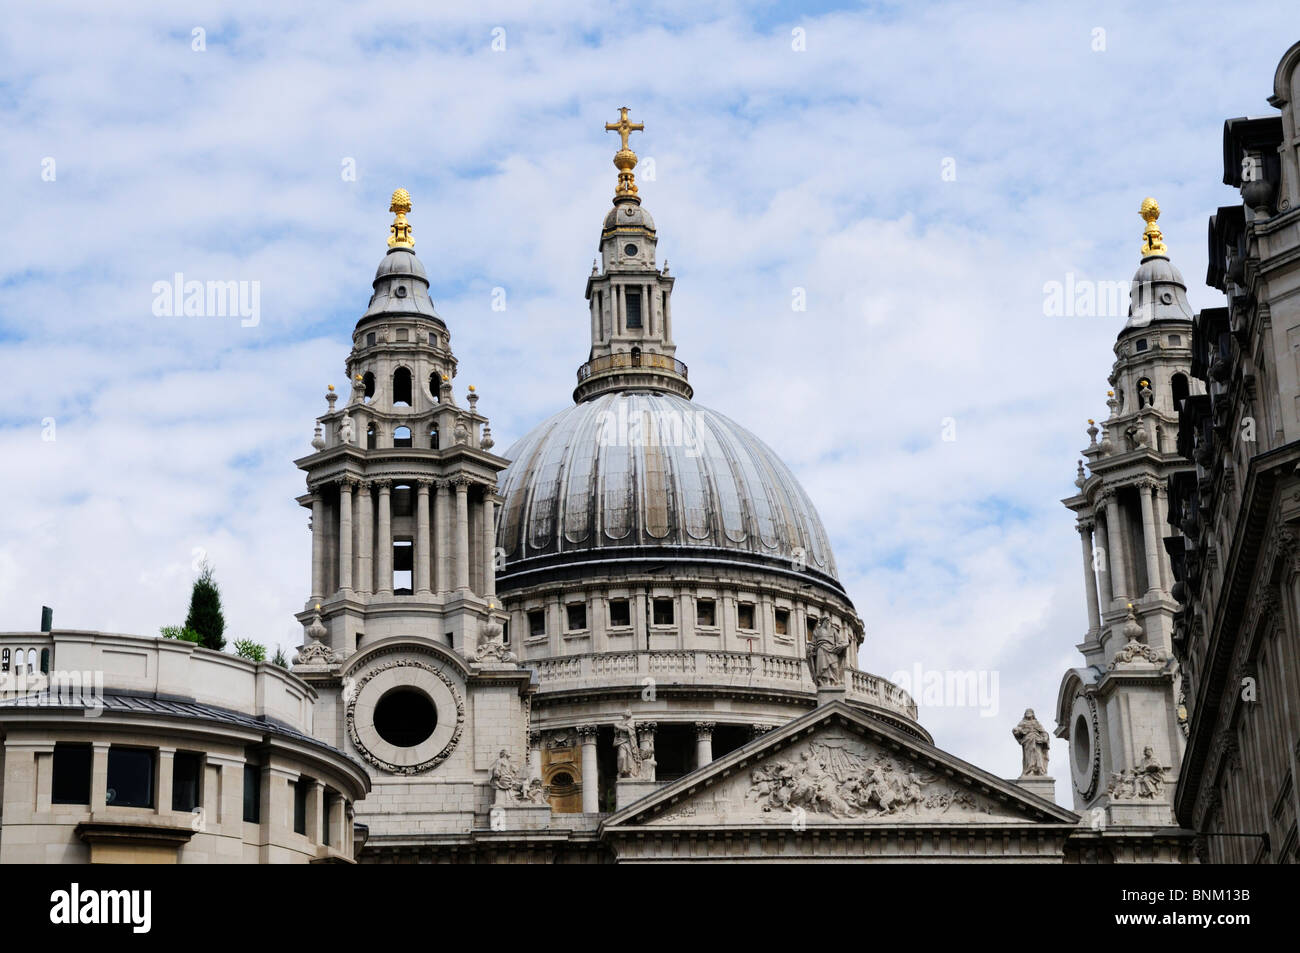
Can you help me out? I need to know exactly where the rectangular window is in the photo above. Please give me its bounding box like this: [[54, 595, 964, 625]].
[[392, 539, 413, 594], [696, 599, 716, 627], [172, 751, 203, 813], [774, 608, 790, 636], [52, 743, 92, 805], [609, 599, 631, 628], [738, 602, 756, 631], [625, 290, 642, 329], [243, 764, 261, 823], [323, 793, 334, 846], [293, 778, 309, 835], [501, 620, 510, 646], [528, 609, 546, 637], [566, 603, 587, 631], [806, 617, 818, 644], [366, 332, 376, 347], [396, 328, 409, 342], [652, 598, 674, 626], [106, 747, 155, 808]]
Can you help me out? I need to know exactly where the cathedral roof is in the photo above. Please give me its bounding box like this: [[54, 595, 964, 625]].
[[496, 390, 843, 590]]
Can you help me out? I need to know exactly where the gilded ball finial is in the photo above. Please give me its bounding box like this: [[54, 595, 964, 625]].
[[1139, 196, 1167, 257], [388, 188, 414, 248], [328, 384, 335, 392], [604, 106, 645, 198]]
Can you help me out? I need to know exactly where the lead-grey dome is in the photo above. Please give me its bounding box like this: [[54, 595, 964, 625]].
[[496, 391, 841, 589]]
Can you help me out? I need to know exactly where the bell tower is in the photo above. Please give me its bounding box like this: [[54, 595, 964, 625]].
[[293, 189, 510, 661], [575, 107, 691, 403], [1056, 199, 1202, 829]]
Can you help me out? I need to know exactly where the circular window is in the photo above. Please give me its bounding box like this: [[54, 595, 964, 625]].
[[395, 285, 408, 298], [624, 243, 638, 256], [1072, 713, 1090, 774], [374, 688, 437, 747]]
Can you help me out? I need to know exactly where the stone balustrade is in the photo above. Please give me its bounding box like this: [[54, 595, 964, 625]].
[[531, 650, 917, 722]]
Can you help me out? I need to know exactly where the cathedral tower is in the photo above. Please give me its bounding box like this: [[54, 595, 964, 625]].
[[1056, 200, 1201, 831]]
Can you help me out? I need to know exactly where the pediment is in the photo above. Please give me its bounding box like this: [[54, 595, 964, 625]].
[[605, 702, 1077, 829]]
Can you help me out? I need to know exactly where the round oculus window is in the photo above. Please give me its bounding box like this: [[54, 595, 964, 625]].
[[395, 285, 408, 298], [624, 243, 638, 256], [373, 687, 437, 748]]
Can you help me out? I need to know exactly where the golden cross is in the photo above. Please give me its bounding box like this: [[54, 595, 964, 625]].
[[605, 107, 644, 152]]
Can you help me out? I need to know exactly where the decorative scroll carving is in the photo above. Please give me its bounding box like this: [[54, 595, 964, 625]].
[[345, 659, 464, 776], [1109, 605, 1165, 669], [474, 615, 517, 664], [294, 607, 339, 666]]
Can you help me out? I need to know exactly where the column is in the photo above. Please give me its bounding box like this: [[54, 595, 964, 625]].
[[356, 481, 373, 596], [1103, 491, 1127, 605], [695, 722, 714, 768], [376, 481, 392, 595], [528, 731, 543, 781], [156, 747, 175, 816], [91, 742, 110, 811], [1154, 484, 1171, 590], [579, 725, 599, 814], [482, 494, 497, 599], [434, 480, 451, 593], [416, 480, 432, 595], [338, 480, 354, 594], [454, 478, 471, 591], [638, 722, 657, 781], [1078, 521, 1102, 634], [1138, 479, 1163, 595], [305, 778, 323, 845], [1094, 515, 1114, 606], [310, 494, 325, 601], [663, 286, 672, 342]]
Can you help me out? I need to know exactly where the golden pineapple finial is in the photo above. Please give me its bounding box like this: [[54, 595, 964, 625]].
[[388, 188, 414, 248], [1139, 197, 1167, 258], [604, 107, 645, 198]]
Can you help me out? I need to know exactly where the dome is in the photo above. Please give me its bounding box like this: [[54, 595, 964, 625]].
[[1124, 254, 1194, 330], [602, 203, 655, 232], [496, 391, 842, 590], [361, 247, 439, 322]]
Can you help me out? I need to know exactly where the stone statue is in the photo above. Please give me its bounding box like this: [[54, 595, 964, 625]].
[[339, 417, 355, 446], [1012, 709, 1050, 777], [807, 617, 849, 687], [490, 749, 520, 792], [637, 736, 656, 781], [615, 709, 642, 779], [490, 749, 546, 804], [1107, 746, 1166, 800]]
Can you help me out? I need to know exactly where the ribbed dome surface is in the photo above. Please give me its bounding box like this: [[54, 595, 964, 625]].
[[496, 391, 840, 584]]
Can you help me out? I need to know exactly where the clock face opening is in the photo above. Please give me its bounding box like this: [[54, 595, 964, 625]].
[[624, 243, 638, 256]]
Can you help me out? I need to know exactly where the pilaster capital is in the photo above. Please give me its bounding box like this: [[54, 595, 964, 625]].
[[416, 478, 434, 490], [434, 478, 453, 492], [375, 479, 393, 494], [576, 724, 599, 741], [452, 475, 473, 491], [1077, 519, 1096, 535], [338, 476, 357, 493], [528, 730, 542, 748], [694, 722, 715, 735], [1096, 487, 1117, 504], [638, 721, 657, 734]]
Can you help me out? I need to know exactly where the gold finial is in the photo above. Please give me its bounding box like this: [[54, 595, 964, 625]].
[[314, 603, 321, 611], [468, 384, 476, 392], [604, 107, 645, 198], [1139, 197, 1167, 258], [328, 384, 334, 392], [388, 188, 414, 248]]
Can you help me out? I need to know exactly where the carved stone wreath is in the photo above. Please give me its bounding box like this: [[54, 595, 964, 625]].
[[346, 658, 464, 775]]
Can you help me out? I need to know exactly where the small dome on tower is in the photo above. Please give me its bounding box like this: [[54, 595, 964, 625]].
[[1125, 198, 1193, 329]]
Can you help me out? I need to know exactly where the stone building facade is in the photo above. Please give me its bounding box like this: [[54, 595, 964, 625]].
[[1165, 41, 1300, 864]]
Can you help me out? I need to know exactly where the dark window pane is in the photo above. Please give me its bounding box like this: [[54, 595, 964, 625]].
[[243, 765, 261, 823], [653, 598, 674, 625], [566, 603, 587, 631], [106, 748, 155, 808], [172, 751, 202, 812], [52, 743, 92, 805], [609, 600, 630, 627], [293, 779, 309, 835], [626, 291, 642, 329]]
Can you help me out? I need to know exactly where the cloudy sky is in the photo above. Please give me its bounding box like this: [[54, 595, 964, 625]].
[[1, 1, 1289, 792]]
